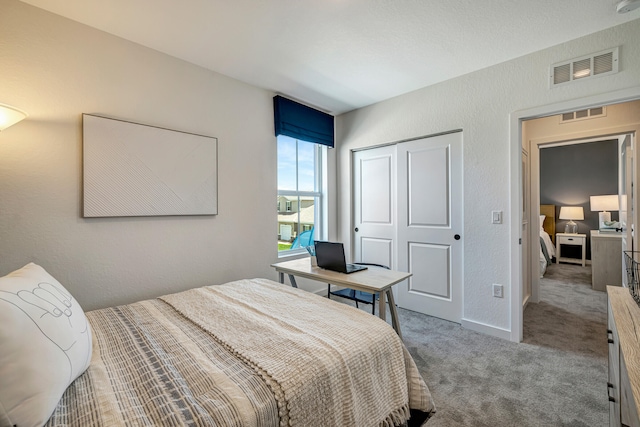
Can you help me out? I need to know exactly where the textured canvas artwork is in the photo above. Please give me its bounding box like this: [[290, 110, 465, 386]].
[[83, 114, 217, 217]]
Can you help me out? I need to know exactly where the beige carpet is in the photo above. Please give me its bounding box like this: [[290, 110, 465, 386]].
[[334, 262, 608, 426]]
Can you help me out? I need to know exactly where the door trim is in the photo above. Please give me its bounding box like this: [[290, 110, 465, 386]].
[[510, 86, 640, 342], [350, 129, 463, 153]]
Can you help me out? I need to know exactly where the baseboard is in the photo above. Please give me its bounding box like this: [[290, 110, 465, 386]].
[[461, 318, 511, 341]]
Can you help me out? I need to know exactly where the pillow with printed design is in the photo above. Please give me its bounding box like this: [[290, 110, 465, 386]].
[[0, 263, 92, 427]]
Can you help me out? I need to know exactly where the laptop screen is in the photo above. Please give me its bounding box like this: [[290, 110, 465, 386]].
[[314, 241, 347, 273]]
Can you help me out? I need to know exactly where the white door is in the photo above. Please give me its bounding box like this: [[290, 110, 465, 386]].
[[396, 132, 463, 323], [620, 134, 633, 251], [353, 133, 463, 323], [353, 145, 397, 269], [620, 134, 633, 285]]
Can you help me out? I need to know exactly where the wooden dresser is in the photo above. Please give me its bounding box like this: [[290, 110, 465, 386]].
[[593, 231, 623, 291], [608, 286, 640, 426]]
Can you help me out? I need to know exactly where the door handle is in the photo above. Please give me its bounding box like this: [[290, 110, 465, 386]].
[[355, 227, 359, 232], [454, 234, 461, 240]]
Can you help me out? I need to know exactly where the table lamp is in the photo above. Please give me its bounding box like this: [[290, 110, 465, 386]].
[[559, 206, 584, 234], [590, 194, 620, 230]]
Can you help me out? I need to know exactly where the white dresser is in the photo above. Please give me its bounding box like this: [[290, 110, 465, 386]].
[[591, 230, 623, 292]]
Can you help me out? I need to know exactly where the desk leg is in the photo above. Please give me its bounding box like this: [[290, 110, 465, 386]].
[[278, 272, 284, 284], [386, 289, 402, 339], [581, 243, 586, 267], [378, 292, 386, 322], [288, 274, 298, 288]]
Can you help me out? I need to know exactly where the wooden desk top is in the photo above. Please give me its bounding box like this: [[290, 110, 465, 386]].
[[271, 257, 411, 293]]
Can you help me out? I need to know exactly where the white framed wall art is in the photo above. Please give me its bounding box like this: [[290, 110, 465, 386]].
[[83, 114, 218, 217]]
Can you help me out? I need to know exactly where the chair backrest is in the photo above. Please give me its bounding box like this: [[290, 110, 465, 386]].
[[291, 227, 314, 249]]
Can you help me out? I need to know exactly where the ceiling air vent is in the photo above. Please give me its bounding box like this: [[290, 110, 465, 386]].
[[550, 47, 618, 87], [560, 106, 607, 123]]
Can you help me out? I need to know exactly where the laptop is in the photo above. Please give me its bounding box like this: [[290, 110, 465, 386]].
[[314, 241, 368, 274]]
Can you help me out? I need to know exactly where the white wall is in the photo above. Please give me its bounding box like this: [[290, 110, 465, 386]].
[[0, 0, 297, 310], [337, 18, 640, 337]]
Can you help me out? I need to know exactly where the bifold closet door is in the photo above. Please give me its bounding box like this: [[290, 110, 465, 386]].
[[396, 132, 463, 323], [353, 132, 463, 323], [353, 145, 396, 270]]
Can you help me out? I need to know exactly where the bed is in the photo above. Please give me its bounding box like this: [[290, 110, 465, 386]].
[[0, 263, 435, 427], [539, 204, 557, 277]]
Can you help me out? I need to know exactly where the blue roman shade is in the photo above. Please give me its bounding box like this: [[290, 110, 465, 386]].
[[273, 95, 334, 148]]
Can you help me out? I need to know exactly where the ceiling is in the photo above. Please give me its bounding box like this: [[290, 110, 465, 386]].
[[19, 0, 640, 114]]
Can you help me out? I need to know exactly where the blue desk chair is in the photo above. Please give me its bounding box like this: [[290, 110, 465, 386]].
[[327, 263, 390, 315], [291, 227, 314, 249]]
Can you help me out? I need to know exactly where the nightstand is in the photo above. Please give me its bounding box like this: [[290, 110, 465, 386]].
[[556, 233, 586, 267]]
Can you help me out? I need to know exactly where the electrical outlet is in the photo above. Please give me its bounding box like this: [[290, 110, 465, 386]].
[[492, 284, 503, 298]]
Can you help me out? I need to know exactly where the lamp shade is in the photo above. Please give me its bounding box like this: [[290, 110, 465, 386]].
[[590, 195, 619, 212], [0, 103, 27, 131], [559, 206, 584, 220]]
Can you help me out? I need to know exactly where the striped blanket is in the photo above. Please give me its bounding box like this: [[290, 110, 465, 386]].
[[46, 278, 434, 426]]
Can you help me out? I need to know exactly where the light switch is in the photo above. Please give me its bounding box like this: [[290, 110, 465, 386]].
[[492, 210, 502, 224]]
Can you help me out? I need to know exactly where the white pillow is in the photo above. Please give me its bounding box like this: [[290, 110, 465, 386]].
[[0, 263, 92, 427], [539, 215, 546, 230]]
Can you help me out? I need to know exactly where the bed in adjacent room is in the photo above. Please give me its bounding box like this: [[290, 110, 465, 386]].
[[0, 263, 434, 427], [539, 204, 557, 277]]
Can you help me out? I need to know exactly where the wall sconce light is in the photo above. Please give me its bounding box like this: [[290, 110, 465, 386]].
[[0, 103, 28, 131]]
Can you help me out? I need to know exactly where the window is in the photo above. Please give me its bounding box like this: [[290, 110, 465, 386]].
[[277, 135, 324, 253]]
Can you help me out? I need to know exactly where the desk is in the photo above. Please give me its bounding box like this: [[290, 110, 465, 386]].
[[556, 233, 586, 267], [271, 258, 411, 339]]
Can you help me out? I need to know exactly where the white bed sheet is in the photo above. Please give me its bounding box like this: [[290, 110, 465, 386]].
[[539, 228, 555, 277], [540, 228, 555, 258]]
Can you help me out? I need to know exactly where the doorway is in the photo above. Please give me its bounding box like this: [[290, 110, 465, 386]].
[[510, 87, 640, 342], [524, 101, 639, 309]]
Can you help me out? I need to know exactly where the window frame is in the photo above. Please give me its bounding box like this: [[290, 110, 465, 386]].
[[277, 137, 325, 256]]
